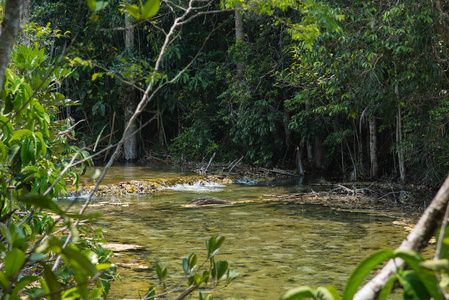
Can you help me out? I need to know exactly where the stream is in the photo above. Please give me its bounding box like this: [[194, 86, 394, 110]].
[[67, 163, 412, 299]]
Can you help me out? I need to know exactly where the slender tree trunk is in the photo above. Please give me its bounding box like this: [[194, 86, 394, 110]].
[[235, 2, 244, 78], [124, 11, 134, 47], [396, 108, 406, 182], [123, 106, 138, 160], [305, 101, 313, 162], [395, 83, 406, 182], [21, 0, 31, 47], [0, 0, 22, 93], [123, 11, 138, 160], [369, 117, 379, 178], [295, 146, 304, 176]]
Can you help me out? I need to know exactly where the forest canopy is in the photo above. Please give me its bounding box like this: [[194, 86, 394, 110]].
[[2, 0, 449, 187]]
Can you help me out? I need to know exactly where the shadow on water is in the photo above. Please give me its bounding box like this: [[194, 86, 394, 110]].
[[72, 164, 408, 299]]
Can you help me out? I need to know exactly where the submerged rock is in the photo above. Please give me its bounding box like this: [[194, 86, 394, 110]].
[[69, 175, 233, 197], [185, 198, 233, 206]]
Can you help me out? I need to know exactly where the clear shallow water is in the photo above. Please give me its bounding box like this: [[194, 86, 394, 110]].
[[71, 165, 409, 299]]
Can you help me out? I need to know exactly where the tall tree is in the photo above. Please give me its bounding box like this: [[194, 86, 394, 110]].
[[123, 10, 138, 160], [0, 0, 22, 92], [235, 1, 244, 78]]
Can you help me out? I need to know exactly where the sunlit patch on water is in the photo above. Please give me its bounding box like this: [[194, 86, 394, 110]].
[[165, 181, 226, 192]]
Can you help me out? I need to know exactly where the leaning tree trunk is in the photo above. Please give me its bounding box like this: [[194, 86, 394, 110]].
[[0, 0, 22, 93], [122, 11, 138, 160], [369, 117, 379, 178], [354, 174, 449, 299]]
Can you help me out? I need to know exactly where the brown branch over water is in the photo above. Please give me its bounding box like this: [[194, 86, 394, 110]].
[[354, 174, 449, 299]]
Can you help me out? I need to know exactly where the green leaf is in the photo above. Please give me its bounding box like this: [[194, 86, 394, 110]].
[[11, 275, 39, 296], [315, 286, 339, 300], [202, 270, 210, 283], [0, 140, 8, 162], [9, 129, 33, 143], [91, 72, 104, 81], [4, 248, 26, 278], [183, 257, 189, 274], [125, 4, 141, 20], [397, 270, 430, 300], [18, 194, 64, 215], [419, 259, 449, 273], [96, 263, 113, 270], [343, 249, 394, 300], [36, 236, 63, 254], [63, 244, 99, 277], [6, 144, 20, 165], [215, 235, 225, 251], [394, 249, 444, 300], [0, 271, 11, 290], [94, 1, 108, 12], [41, 262, 62, 300], [20, 138, 34, 166], [0, 116, 13, 137], [33, 132, 47, 156], [189, 253, 197, 270], [378, 274, 397, 300], [280, 286, 315, 300], [215, 260, 228, 280], [141, 0, 160, 19], [87, 0, 96, 12], [30, 253, 47, 262], [323, 286, 341, 300]]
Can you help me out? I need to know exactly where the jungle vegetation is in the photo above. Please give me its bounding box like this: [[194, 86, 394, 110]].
[[2, 0, 449, 299], [10, 0, 449, 186]]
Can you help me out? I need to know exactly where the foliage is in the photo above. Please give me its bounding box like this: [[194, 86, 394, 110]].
[[280, 0, 449, 181], [0, 38, 117, 299], [145, 235, 237, 299]]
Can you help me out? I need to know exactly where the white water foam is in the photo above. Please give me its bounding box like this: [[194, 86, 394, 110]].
[[165, 181, 225, 192], [236, 176, 260, 185]]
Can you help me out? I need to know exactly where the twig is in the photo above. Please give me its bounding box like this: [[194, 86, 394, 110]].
[[173, 285, 199, 300], [227, 156, 243, 173], [204, 152, 216, 173]]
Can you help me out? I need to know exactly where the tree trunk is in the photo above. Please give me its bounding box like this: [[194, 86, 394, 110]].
[[369, 117, 379, 178], [21, 0, 31, 47], [295, 146, 304, 176], [0, 0, 22, 94], [122, 11, 138, 160], [124, 11, 134, 48], [235, 2, 244, 78], [395, 84, 406, 182], [305, 101, 313, 162], [123, 106, 138, 160], [354, 174, 449, 299]]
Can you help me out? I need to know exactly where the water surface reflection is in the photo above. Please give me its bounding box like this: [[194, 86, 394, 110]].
[[77, 177, 408, 299]]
